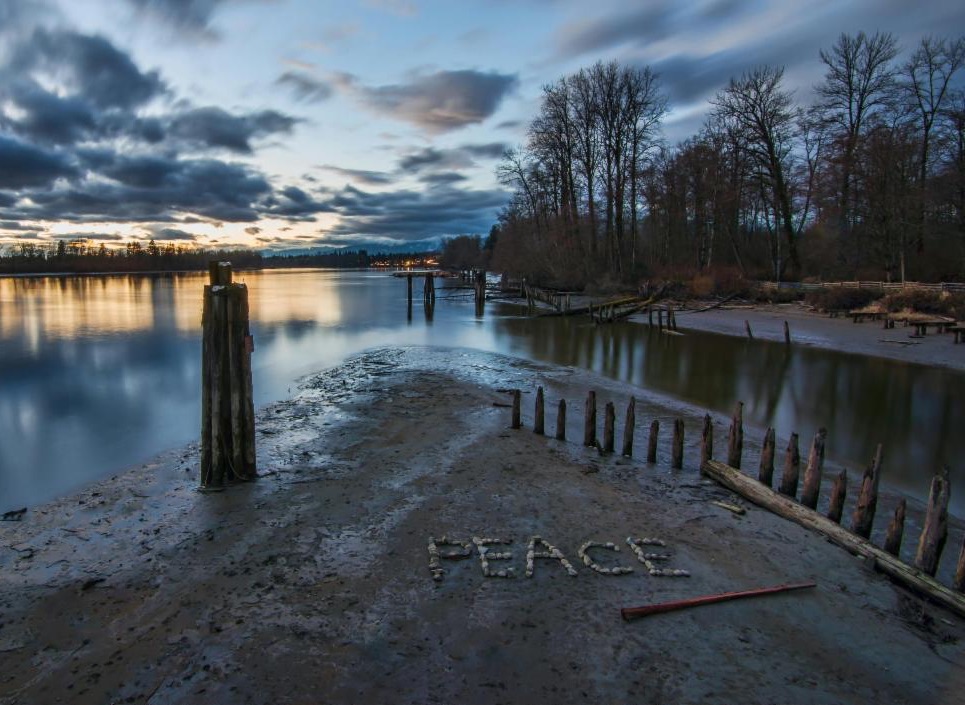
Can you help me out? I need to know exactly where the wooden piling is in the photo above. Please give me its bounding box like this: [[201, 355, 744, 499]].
[[603, 402, 615, 453], [727, 402, 743, 469], [200, 261, 256, 488], [648, 306, 653, 326], [744, 320, 753, 339], [954, 536, 965, 593], [511, 389, 521, 429], [700, 414, 713, 469], [671, 419, 684, 469], [622, 397, 635, 457], [783, 320, 791, 345], [884, 500, 906, 557], [534, 386, 545, 435], [827, 469, 848, 524], [778, 432, 801, 498], [657, 309, 664, 331], [800, 428, 827, 510], [851, 444, 883, 539], [556, 399, 566, 441], [758, 427, 776, 488], [584, 391, 597, 447], [647, 420, 659, 464], [914, 466, 951, 577]]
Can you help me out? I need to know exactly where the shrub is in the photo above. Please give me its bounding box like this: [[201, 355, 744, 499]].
[[880, 290, 945, 314], [805, 287, 880, 312]]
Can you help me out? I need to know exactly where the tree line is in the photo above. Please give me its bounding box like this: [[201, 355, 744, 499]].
[[491, 33, 965, 287]]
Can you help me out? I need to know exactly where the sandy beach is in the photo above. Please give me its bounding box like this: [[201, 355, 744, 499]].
[[2, 346, 964, 704]]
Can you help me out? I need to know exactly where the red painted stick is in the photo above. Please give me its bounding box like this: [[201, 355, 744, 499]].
[[621, 581, 816, 621]]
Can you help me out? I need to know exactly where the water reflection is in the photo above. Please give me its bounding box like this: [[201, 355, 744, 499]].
[[1, 270, 963, 515]]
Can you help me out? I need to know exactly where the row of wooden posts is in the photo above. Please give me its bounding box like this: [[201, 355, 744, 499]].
[[508, 387, 965, 601]]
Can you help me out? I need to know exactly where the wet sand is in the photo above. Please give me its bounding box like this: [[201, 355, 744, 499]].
[[2, 347, 964, 704], [665, 302, 965, 372]]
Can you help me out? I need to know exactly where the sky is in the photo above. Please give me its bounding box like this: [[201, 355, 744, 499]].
[[0, 0, 962, 254]]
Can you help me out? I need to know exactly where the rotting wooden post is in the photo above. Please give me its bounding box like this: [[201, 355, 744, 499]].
[[556, 399, 566, 441], [784, 320, 791, 345], [884, 500, 906, 557], [658, 308, 664, 331], [700, 414, 713, 469], [668, 306, 675, 331], [953, 536, 965, 593], [474, 269, 486, 316], [647, 420, 659, 464], [778, 432, 801, 498], [671, 419, 684, 469], [800, 428, 827, 510], [511, 389, 521, 429], [603, 402, 615, 453], [914, 466, 951, 577], [622, 397, 635, 457], [200, 261, 257, 488], [648, 306, 653, 326], [744, 319, 753, 339], [584, 391, 597, 447], [727, 402, 743, 469], [534, 386, 545, 435], [827, 469, 848, 524], [851, 444, 883, 539], [406, 275, 413, 319], [758, 428, 776, 487]]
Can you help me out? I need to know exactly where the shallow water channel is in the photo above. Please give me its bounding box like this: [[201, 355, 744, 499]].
[[1, 268, 963, 513]]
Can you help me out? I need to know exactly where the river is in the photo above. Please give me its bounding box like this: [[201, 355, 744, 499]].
[[1, 268, 963, 513]]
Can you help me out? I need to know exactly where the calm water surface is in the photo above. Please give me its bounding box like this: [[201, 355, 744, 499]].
[[1, 269, 963, 513]]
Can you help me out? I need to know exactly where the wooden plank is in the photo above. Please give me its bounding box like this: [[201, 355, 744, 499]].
[[701, 460, 965, 618]]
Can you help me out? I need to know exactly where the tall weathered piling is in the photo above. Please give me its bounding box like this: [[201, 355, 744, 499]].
[[556, 399, 566, 441], [758, 428, 776, 487], [827, 469, 848, 524], [915, 466, 951, 577], [622, 397, 635, 457], [784, 320, 791, 345], [851, 444, 883, 539], [727, 402, 743, 469], [954, 537, 965, 593], [884, 500, 907, 557], [584, 391, 597, 447], [778, 432, 801, 498], [700, 414, 713, 469], [511, 389, 521, 429], [647, 420, 659, 464], [800, 428, 828, 509], [474, 269, 486, 316], [744, 320, 753, 339], [603, 402, 615, 453], [671, 419, 684, 469], [534, 386, 545, 435], [200, 262, 256, 488]]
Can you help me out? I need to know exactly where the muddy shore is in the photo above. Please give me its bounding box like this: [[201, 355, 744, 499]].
[[661, 302, 965, 372], [2, 347, 964, 704]]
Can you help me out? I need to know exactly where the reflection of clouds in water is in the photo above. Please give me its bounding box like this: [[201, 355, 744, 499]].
[[1, 269, 964, 516]]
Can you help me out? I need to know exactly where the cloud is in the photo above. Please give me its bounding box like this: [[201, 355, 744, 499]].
[[168, 107, 299, 153], [418, 172, 468, 186], [397, 142, 508, 174], [556, 3, 673, 57], [276, 71, 333, 103], [1, 81, 97, 144], [151, 227, 198, 240], [319, 165, 396, 186], [461, 141, 509, 159], [123, 0, 276, 40], [0, 135, 78, 189], [363, 0, 417, 17], [245, 226, 261, 235], [343, 69, 518, 133]]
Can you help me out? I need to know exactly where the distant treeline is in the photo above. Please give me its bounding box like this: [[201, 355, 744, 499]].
[[0, 239, 438, 275]]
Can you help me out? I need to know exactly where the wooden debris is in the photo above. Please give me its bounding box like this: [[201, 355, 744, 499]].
[[915, 466, 951, 577], [1, 508, 27, 522], [827, 469, 847, 524], [884, 500, 907, 557], [622, 397, 635, 457], [954, 536, 965, 593], [851, 444, 883, 539], [744, 320, 754, 339], [702, 459, 965, 618], [727, 402, 743, 469], [800, 428, 827, 510], [712, 500, 746, 516], [700, 414, 713, 469], [778, 433, 801, 498], [622, 581, 815, 621]]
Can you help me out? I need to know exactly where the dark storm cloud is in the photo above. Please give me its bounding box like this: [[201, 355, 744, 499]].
[[418, 172, 468, 186], [319, 165, 396, 186], [123, 0, 275, 39], [397, 142, 508, 175], [276, 71, 333, 103], [11, 28, 165, 110], [0, 81, 97, 144], [461, 142, 508, 159], [168, 107, 299, 153], [0, 220, 32, 230], [151, 227, 198, 240], [0, 135, 78, 189], [319, 183, 507, 242], [344, 69, 519, 132]]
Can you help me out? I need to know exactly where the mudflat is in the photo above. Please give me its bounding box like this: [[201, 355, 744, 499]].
[[2, 348, 963, 704]]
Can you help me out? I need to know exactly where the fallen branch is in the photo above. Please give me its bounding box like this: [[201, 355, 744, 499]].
[[702, 459, 965, 618], [621, 581, 815, 620]]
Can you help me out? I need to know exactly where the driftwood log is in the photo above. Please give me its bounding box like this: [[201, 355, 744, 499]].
[[702, 460, 965, 619]]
